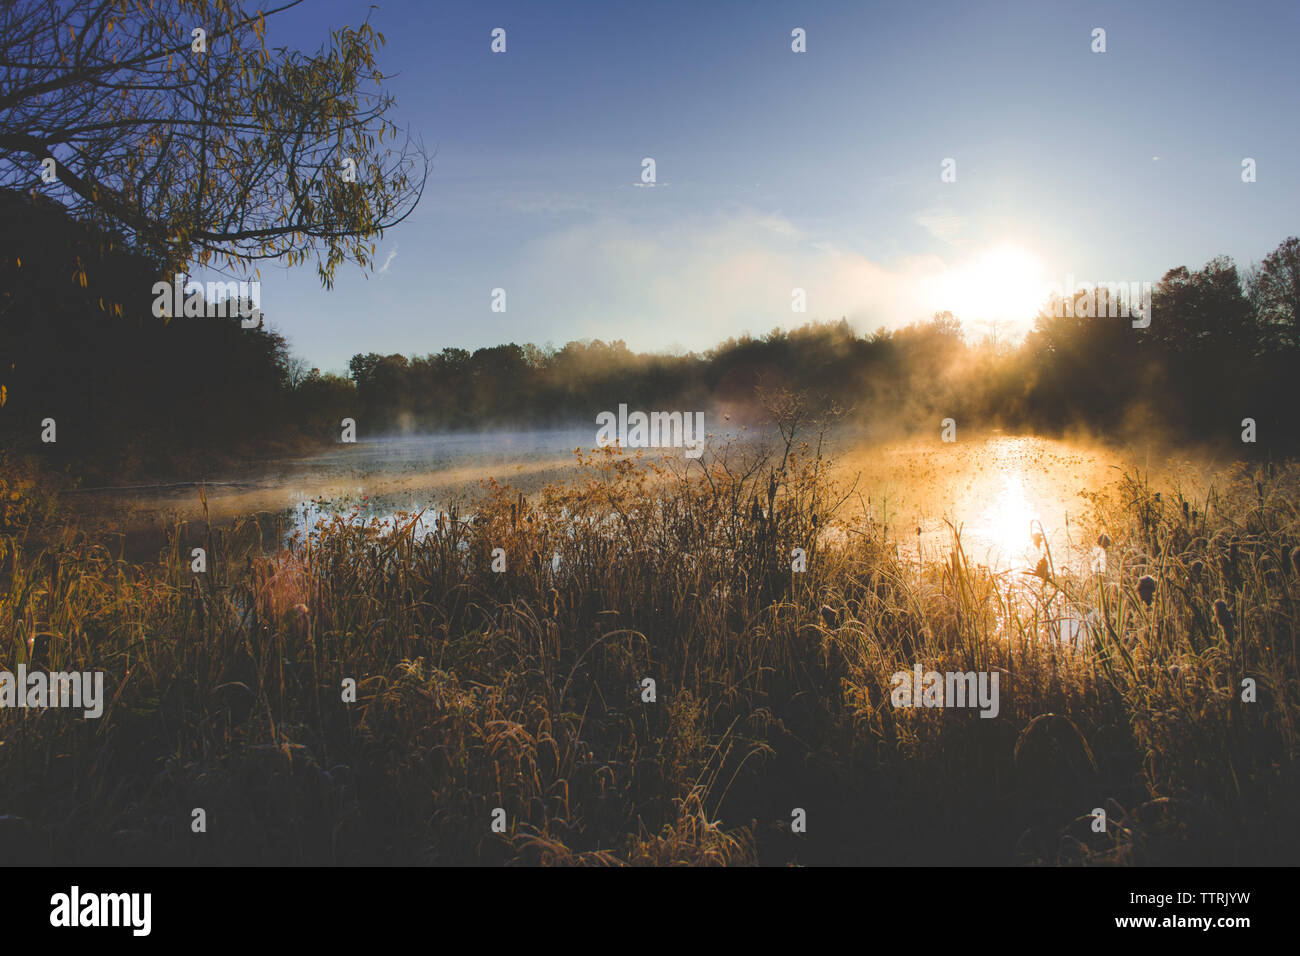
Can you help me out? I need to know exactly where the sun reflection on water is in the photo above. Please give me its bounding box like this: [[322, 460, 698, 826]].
[[842, 434, 1123, 575], [970, 468, 1040, 568]]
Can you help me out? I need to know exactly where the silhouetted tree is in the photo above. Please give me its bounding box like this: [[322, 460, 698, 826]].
[[1248, 237, 1300, 349], [0, 0, 426, 284]]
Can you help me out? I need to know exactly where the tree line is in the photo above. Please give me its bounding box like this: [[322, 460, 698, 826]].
[[342, 239, 1300, 451], [4, 181, 1298, 481]]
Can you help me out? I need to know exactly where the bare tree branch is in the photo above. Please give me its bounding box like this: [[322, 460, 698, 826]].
[[0, 0, 428, 286]]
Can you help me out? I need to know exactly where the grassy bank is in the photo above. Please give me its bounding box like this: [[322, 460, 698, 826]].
[[1, 422, 1298, 865]]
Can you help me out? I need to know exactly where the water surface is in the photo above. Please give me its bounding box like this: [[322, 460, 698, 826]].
[[71, 428, 1198, 573]]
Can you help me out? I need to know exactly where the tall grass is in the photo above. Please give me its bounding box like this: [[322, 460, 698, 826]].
[[1, 421, 1297, 865]]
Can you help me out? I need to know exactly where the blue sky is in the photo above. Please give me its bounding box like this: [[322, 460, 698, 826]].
[[246, 0, 1300, 371]]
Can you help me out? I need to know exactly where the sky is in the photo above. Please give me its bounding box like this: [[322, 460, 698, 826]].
[[238, 0, 1300, 372]]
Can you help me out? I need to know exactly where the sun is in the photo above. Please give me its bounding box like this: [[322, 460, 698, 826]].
[[933, 244, 1050, 330]]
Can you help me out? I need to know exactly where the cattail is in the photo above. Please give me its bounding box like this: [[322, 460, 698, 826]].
[[547, 588, 561, 620], [289, 603, 310, 641], [27, 627, 51, 668], [1259, 554, 1282, 588], [1137, 575, 1156, 606], [751, 499, 763, 523], [820, 605, 838, 628], [1214, 599, 1234, 642], [1032, 531, 1043, 549], [1033, 556, 1050, 580], [1097, 533, 1111, 550], [191, 577, 207, 628]]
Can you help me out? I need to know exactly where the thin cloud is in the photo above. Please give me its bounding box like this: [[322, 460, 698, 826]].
[[510, 210, 957, 351], [915, 209, 966, 244]]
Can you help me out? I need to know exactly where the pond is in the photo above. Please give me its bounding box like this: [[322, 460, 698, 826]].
[[66, 426, 1202, 574]]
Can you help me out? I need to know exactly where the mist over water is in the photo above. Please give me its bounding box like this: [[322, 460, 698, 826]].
[[72, 425, 1206, 575], [834, 433, 1134, 574]]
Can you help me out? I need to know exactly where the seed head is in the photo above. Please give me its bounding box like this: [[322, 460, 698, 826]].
[[1137, 575, 1156, 606], [288, 603, 310, 641], [1214, 599, 1234, 642]]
